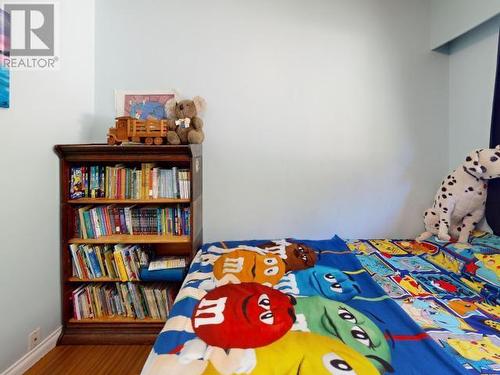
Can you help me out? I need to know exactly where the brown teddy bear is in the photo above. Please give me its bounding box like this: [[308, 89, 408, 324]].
[[166, 96, 206, 144]]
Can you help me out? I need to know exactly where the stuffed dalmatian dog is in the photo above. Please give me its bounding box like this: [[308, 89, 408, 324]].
[[417, 146, 500, 243]]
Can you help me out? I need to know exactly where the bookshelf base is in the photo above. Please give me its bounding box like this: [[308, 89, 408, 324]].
[[60, 323, 164, 345], [69, 317, 165, 324]]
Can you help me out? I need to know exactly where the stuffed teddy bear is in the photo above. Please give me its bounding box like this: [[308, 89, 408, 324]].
[[166, 96, 206, 144], [417, 146, 500, 243]]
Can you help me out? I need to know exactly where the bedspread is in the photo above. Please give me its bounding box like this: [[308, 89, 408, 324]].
[[347, 233, 500, 375], [142, 237, 468, 375]]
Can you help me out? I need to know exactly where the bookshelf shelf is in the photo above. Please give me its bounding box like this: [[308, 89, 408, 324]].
[[68, 276, 120, 282], [55, 144, 202, 345], [68, 277, 133, 283], [67, 198, 190, 204], [69, 317, 165, 324], [67, 277, 183, 283], [68, 235, 190, 244]]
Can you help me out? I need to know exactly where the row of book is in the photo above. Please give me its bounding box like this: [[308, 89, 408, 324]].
[[75, 205, 191, 238], [70, 244, 151, 281], [70, 164, 191, 200], [72, 283, 176, 320]]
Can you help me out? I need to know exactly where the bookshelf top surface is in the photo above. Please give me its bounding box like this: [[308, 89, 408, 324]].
[[54, 143, 202, 158]]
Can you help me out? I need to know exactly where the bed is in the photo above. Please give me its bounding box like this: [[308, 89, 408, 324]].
[[141, 234, 499, 375]]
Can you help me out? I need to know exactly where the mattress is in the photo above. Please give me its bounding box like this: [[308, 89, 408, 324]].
[[139, 236, 488, 375]]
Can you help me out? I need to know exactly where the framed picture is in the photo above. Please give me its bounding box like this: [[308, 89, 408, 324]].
[[115, 90, 177, 120], [0, 8, 10, 109]]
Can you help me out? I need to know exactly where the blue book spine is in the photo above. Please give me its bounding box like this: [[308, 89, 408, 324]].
[[83, 248, 95, 278], [100, 166, 105, 198], [88, 249, 103, 278], [181, 209, 185, 235], [90, 166, 95, 198], [139, 267, 185, 282], [97, 206, 107, 236], [94, 166, 99, 196], [83, 210, 95, 238], [119, 208, 128, 234], [157, 208, 161, 235]]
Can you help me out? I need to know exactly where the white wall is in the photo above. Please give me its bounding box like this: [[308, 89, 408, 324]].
[[448, 16, 500, 169], [430, 0, 500, 49], [0, 0, 95, 372], [95, 0, 449, 242]]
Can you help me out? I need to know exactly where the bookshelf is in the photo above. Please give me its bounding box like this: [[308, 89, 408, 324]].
[[54, 144, 202, 344]]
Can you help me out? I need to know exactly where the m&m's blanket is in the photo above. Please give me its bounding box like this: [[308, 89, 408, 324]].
[[347, 232, 499, 375], [141, 236, 478, 375]]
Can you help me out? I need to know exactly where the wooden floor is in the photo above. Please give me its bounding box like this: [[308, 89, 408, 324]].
[[25, 345, 152, 375]]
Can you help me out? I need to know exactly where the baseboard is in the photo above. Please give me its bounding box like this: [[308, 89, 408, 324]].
[[1, 326, 62, 375]]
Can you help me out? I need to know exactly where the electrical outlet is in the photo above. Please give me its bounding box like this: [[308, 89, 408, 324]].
[[28, 328, 41, 351]]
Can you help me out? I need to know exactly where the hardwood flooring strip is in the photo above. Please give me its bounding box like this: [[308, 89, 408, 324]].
[[24, 345, 152, 375]]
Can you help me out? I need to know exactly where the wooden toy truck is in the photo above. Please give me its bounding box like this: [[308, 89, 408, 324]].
[[107, 116, 170, 145]]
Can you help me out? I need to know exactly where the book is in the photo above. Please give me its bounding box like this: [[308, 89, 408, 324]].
[[114, 250, 129, 282], [70, 167, 85, 199], [148, 256, 186, 271], [139, 267, 185, 282]]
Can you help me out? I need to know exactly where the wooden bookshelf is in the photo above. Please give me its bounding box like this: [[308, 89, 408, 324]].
[[54, 144, 202, 344]]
